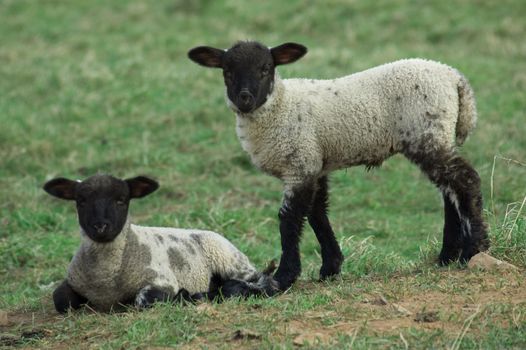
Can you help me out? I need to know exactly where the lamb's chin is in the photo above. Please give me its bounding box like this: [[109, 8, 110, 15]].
[[225, 97, 256, 115]]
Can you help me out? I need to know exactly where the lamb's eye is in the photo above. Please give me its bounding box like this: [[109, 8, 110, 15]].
[[261, 66, 270, 76], [224, 70, 232, 80], [116, 198, 126, 206]]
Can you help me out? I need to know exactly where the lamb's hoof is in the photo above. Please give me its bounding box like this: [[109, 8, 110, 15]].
[[438, 256, 455, 266], [319, 264, 341, 281], [438, 248, 461, 266], [440, 245, 480, 266], [273, 270, 299, 291], [268, 277, 283, 297], [319, 254, 343, 280]]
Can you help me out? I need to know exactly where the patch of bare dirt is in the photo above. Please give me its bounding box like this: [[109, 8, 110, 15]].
[[187, 269, 526, 347], [0, 309, 58, 348], [320, 270, 522, 345]]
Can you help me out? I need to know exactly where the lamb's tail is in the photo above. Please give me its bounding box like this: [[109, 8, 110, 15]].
[[455, 74, 478, 146]]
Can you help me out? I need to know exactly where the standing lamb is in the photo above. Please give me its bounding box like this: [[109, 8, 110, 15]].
[[44, 174, 277, 313], [188, 41, 489, 290]]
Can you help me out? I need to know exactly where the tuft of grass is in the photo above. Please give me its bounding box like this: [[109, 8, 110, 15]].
[[487, 155, 526, 266]]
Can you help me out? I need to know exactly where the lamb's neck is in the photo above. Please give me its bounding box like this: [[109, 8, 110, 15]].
[[234, 73, 293, 177], [244, 72, 286, 120], [69, 218, 135, 309], [235, 72, 286, 139]]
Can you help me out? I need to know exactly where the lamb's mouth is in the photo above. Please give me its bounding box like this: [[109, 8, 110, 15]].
[[237, 105, 256, 114], [85, 229, 119, 243], [229, 103, 255, 116], [225, 95, 259, 115]]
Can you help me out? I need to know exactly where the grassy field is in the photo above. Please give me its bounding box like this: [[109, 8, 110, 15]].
[[1, 0, 525, 348]]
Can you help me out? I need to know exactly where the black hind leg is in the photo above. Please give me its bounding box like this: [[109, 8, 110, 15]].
[[135, 286, 204, 308], [307, 176, 344, 279], [406, 148, 489, 264], [207, 279, 269, 301], [439, 192, 463, 264]]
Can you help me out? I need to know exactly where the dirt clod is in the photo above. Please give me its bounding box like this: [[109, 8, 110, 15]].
[[21, 329, 50, 340], [414, 310, 439, 323], [232, 329, 261, 340], [0, 334, 19, 347], [0, 328, 49, 347]]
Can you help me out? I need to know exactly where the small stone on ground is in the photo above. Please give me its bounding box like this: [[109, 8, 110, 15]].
[[467, 252, 518, 271]]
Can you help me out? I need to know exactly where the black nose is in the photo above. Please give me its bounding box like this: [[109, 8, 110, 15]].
[[238, 90, 254, 111], [93, 223, 108, 234]]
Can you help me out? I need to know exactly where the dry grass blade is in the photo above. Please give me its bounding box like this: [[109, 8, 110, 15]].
[[489, 155, 526, 239], [349, 327, 359, 349], [450, 305, 481, 350], [507, 194, 526, 241], [400, 332, 409, 350]]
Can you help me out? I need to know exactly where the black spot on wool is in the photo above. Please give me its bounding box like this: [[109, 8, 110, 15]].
[[168, 247, 190, 271]]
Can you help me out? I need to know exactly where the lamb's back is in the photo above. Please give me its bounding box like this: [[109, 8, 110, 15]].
[[282, 59, 462, 171], [133, 226, 257, 291]]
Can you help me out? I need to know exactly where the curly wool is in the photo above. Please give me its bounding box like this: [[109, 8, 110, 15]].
[[67, 218, 260, 310], [234, 58, 477, 187]]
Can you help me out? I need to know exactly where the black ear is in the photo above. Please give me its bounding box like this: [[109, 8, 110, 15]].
[[188, 46, 225, 68], [43, 178, 78, 200], [270, 43, 307, 66], [126, 176, 159, 199]]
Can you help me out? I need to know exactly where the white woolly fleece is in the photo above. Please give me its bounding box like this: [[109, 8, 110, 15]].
[[66, 218, 258, 310], [234, 59, 477, 190]]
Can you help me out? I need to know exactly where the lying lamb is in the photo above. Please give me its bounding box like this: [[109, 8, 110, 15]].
[[44, 174, 277, 313], [188, 41, 490, 290]]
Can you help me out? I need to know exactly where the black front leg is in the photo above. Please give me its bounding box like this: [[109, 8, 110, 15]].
[[307, 176, 344, 280], [53, 280, 88, 314], [273, 181, 315, 290]]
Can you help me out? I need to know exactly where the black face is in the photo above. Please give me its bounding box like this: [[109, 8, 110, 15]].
[[44, 174, 159, 243], [222, 42, 275, 113], [188, 41, 307, 114]]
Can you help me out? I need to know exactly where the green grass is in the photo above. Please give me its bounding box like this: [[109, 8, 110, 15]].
[[1, 0, 525, 348]]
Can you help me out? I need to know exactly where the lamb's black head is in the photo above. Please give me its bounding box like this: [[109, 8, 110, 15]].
[[188, 41, 307, 114], [43, 174, 159, 243]]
